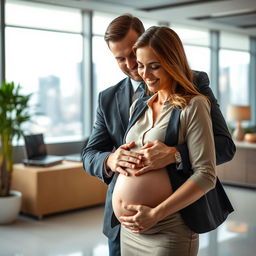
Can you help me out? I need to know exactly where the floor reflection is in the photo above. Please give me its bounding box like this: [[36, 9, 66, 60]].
[[199, 185, 256, 256], [0, 185, 255, 256]]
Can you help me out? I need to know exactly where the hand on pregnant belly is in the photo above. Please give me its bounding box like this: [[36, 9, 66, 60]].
[[134, 140, 177, 176], [112, 166, 173, 233], [119, 204, 159, 233]]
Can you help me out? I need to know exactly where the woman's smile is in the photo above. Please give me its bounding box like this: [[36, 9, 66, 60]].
[[146, 79, 158, 87]]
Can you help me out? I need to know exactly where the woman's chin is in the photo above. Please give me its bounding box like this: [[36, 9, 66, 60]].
[[147, 86, 157, 93]]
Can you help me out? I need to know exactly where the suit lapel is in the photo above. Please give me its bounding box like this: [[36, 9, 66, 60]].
[[164, 107, 181, 146], [115, 78, 132, 133]]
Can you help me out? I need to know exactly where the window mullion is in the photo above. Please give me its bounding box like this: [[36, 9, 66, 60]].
[[82, 10, 93, 136], [210, 30, 219, 99]]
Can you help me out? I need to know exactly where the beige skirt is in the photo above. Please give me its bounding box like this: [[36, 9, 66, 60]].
[[121, 212, 199, 256]]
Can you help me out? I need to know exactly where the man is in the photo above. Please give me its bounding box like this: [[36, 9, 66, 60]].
[[82, 14, 235, 256]]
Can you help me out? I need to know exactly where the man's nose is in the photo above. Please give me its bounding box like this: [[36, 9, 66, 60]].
[[126, 58, 137, 70]]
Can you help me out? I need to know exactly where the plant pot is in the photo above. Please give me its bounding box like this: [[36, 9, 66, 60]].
[[0, 190, 22, 224]]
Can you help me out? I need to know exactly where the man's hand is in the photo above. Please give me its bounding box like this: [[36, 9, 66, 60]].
[[135, 140, 177, 176], [106, 141, 143, 176]]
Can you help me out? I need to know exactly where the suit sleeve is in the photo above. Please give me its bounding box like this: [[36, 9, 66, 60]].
[[81, 92, 114, 185], [176, 71, 236, 172]]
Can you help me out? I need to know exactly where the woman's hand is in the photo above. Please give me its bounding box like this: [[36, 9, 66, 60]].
[[119, 204, 160, 233], [135, 140, 177, 176]]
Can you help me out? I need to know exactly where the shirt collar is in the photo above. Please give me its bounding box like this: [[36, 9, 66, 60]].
[[147, 93, 158, 107], [130, 79, 143, 93]]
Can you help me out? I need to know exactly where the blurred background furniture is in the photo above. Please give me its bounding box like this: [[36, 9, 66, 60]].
[[11, 161, 107, 219], [227, 105, 251, 141], [217, 141, 256, 187]]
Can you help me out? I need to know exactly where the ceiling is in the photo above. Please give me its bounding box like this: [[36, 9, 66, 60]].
[[31, 0, 256, 36]]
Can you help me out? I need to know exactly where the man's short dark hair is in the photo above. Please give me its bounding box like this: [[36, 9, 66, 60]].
[[104, 14, 145, 45]]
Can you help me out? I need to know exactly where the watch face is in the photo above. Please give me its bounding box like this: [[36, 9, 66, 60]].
[[175, 152, 182, 163]]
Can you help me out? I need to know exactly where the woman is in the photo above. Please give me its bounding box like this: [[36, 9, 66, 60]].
[[112, 26, 217, 255]]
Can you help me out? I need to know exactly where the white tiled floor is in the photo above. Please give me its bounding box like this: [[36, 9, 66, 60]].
[[0, 185, 256, 256], [0, 206, 108, 256]]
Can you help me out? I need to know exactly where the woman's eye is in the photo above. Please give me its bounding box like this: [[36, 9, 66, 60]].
[[151, 65, 160, 70], [138, 65, 143, 69]]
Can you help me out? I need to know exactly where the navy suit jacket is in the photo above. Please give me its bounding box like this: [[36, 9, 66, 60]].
[[82, 71, 236, 241]]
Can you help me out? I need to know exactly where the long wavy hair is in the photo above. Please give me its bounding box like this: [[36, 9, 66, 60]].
[[133, 26, 204, 109]]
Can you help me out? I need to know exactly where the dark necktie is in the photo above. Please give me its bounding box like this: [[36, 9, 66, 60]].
[[132, 82, 146, 102], [138, 82, 147, 98]]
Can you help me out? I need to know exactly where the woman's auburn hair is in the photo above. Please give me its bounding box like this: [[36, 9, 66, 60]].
[[133, 26, 205, 109]]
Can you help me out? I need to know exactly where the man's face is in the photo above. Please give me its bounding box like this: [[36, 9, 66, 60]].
[[108, 29, 142, 81]]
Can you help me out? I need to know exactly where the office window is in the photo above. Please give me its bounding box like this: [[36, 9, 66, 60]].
[[172, 24, 210, 46], [92, 35, 125, 95], [92, 12, 126, 108], [220, 32, 249, 51], [5, 1, 83, 142], [219, 50, 250, 119], [184, 45, 211, 76], [6, 0, 82, 32], [219, 32, 250, 120], [172, 24, 211, 82]]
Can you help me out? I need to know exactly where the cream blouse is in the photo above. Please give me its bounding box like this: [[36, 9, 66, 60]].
[[126, 93, 216, 193]]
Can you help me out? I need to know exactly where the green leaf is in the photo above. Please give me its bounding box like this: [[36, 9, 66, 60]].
[[0, 81, 33, 197]]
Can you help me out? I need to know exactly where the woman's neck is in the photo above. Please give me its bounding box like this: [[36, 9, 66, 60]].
[[156, 91, 173, 105]]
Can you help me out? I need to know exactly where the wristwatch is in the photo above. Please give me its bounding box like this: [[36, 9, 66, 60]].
[[174, 151, 182, 164]]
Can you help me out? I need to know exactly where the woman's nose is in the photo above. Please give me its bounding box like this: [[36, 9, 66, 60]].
[[142, 68, 150, 79]]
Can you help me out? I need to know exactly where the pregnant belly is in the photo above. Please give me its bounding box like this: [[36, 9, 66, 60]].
[[112, 168, 173, 219]]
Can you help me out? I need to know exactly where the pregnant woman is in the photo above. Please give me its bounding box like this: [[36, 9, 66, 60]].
[[112, 26, 217, 255]]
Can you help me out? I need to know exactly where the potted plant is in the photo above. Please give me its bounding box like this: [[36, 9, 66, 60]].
[[0, 81, 32, 224]]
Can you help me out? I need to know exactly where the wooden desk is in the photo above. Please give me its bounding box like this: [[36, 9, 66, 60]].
[[11, 161, 107, 218], [217, 141, 256, 187]]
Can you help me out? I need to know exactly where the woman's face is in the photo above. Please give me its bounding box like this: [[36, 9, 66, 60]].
[[136, 46, 171, 93]]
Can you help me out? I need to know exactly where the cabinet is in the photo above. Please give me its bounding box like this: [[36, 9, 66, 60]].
[[11, 161, 107, 218], [217, 141, 256, 187]]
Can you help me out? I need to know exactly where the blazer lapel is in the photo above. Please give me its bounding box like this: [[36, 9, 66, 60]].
[[115, 78, 133, 133], [164, 107, 181, 146]]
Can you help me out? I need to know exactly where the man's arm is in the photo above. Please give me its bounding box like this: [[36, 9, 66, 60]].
[[82, 92, 143, 183], [194, 71, 236, 165], [82, 95, 114, 184]]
